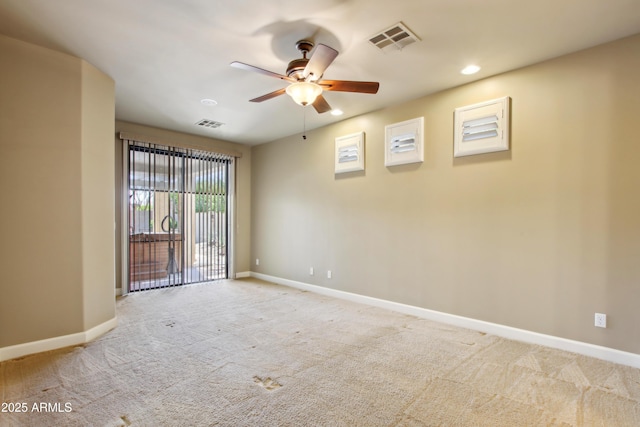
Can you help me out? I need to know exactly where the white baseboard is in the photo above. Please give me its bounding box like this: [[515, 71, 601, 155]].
[[235, 271, 251, 279], [249, 272, 640, 369], [0, 317, 118, 362], [85, 317, 118, 342], [116, 287, 123, 296]]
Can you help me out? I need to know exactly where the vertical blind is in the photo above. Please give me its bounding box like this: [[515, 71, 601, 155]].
[[125, 139, 231, 292]]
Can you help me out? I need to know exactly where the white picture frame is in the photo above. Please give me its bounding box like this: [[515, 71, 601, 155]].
[[385, 117, 424, 166], [335, 131, 365, 174], [454, 96, 510, 157]]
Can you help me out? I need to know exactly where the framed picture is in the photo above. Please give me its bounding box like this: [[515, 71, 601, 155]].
[[335, 131, 365, 174], [385, 117, 424, 166], [454, 96, 510, 157]]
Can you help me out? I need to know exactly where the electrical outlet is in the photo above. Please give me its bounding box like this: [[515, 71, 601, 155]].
[[595, 313, 607, 328], [327, 270, 332, 279], [309, 267, 314, 276], [256, 258, 260, 266]]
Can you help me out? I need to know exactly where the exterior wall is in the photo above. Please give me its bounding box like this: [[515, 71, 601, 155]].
[[250, 34, 640, 355]]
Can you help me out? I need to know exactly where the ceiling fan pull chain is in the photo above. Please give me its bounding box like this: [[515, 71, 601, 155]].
[[302, 107, 307, 140]]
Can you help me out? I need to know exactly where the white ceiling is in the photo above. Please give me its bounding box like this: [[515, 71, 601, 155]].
[[1, 0, 640, 145]]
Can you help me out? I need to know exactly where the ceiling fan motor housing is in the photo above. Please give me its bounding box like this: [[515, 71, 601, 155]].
[[287, 58, 309, 80], [287, 40, 314, 80]]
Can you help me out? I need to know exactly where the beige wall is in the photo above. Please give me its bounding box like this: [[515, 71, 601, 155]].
[[3, 28, 637, 358], [0, 35, 116, 348], [81, 61, 117, 330], [113, 121, 252, 292], [251, 34, 640, 354]]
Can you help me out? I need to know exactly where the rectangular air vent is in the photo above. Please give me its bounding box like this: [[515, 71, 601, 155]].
[[369, 22, 420, 52], [195, 119, 224, 129]]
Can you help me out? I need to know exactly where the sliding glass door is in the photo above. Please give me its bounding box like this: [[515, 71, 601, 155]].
[[126, 141, 230, 292]]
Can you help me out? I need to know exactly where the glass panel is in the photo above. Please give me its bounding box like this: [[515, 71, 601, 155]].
[[127, 142, 229, 292]]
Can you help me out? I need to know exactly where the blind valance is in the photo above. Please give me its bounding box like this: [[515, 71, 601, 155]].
[[119, 132, 243, 159]]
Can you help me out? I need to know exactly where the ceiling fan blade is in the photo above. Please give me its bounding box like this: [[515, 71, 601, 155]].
[[320, 80, 380, 94], [249, 88, 287, 103], [312, 94, 332, 114], [303, 44, 338, 81], [230, 61, 295, 82]]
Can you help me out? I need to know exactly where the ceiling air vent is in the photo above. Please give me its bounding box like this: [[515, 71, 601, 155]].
[[195, 119, 224, 129], [369, 22, 420, 52]]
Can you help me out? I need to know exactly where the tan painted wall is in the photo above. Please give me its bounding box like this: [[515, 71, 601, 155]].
[[81, 61, 116, 329], [251, 34, 640, 354], [0, 35, 116, 347], [113, 121, 252, 291]]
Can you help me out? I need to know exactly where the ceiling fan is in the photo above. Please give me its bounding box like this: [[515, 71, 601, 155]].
[[230, 40, 380, 114]]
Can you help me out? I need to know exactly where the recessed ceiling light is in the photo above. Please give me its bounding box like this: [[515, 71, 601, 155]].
[[461, 65, 481, 75], [200, 98, 218, 106], [331, 109, 344, 116]]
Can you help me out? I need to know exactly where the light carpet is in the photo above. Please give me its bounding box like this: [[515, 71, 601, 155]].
[[1, 278, 640, 426]]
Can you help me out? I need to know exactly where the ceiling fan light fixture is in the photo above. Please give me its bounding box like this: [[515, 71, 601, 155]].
[[286, 81, 322, 106]]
